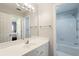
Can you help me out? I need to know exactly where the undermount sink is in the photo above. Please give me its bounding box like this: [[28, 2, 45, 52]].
[[0, 37, 49, 56], [25, 42, 36, 46]]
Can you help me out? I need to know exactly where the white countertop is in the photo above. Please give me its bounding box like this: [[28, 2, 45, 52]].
[[0, 37, 49, 56]]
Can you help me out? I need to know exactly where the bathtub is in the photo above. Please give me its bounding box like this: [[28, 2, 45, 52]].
[[57, 43, 79, 56]]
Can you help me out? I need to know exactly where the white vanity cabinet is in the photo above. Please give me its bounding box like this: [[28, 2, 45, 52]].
[[23, 42, 49, 56], [0, 37, 49, 56]]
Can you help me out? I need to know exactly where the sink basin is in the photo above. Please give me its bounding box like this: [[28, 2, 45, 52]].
[[22, 42, 36, 49]]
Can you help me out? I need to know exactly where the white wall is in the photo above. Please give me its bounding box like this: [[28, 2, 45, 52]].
[[30, 4, 39, 37], [30, 4, 56, 56], [38, 4, 53, 38], [38, 4, 56, 56]]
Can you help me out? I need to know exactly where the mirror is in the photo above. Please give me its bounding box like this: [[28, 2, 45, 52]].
[[23, 16, 30, 39], [11, 20, 17, 41], [0, 13, 22, 43], [0, 3, 32, 43], [12, 21, 17, 33], [11, 16, 22, 41]]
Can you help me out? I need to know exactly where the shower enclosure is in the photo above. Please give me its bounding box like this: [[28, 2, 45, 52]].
[[56, 3, 79, 56]]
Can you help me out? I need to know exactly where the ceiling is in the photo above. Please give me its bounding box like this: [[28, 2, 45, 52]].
[[1, 3, 78, 15], [56, 3, 79, 14], [0, 3, 31, 16]]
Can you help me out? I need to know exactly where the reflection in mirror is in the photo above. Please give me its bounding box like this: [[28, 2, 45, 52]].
[[0, 3, 33, 43], [12, 21, 17, 33], [0, 12, 22, 43], [11, 21, 17, 41], [23, 16, 30, 39], [11, 16, 23, 42]]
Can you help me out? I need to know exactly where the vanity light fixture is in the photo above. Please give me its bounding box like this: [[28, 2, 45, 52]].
[[16, 3, 35, 12], [21, 6, 25, 9], [23, 3, 35, 11], [16, 3, 20, 7], [25, 8, 29, 10]]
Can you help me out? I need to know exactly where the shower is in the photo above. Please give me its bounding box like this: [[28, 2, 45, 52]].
[[56, 3, 79, 56]]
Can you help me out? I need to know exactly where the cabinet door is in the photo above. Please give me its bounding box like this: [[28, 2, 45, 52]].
[[23, 42, 49, 56], [37, 43, 49, 56], [23, 47, 39, 56], [23, 16, 30, 38]]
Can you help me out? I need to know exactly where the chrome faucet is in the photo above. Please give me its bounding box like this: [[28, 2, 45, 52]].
[[25, 40, 29, 44]]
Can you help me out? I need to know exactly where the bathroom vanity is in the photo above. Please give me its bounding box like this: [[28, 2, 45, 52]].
[[23, 40, 49, 56], [0, 37, 49, 56]]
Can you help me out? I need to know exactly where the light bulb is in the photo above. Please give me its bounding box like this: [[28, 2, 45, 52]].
[[16, 3, 20, 6], [22, 6, 24, 9], [31, 7, 34, 10], [24, 3, 29, 6], [28, 4, 32, 8]]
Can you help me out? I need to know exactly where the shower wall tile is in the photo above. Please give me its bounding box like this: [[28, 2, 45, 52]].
[[57, 12, 76, 46], [76, 8, 79, 20], [77, 8, 79, 43]]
